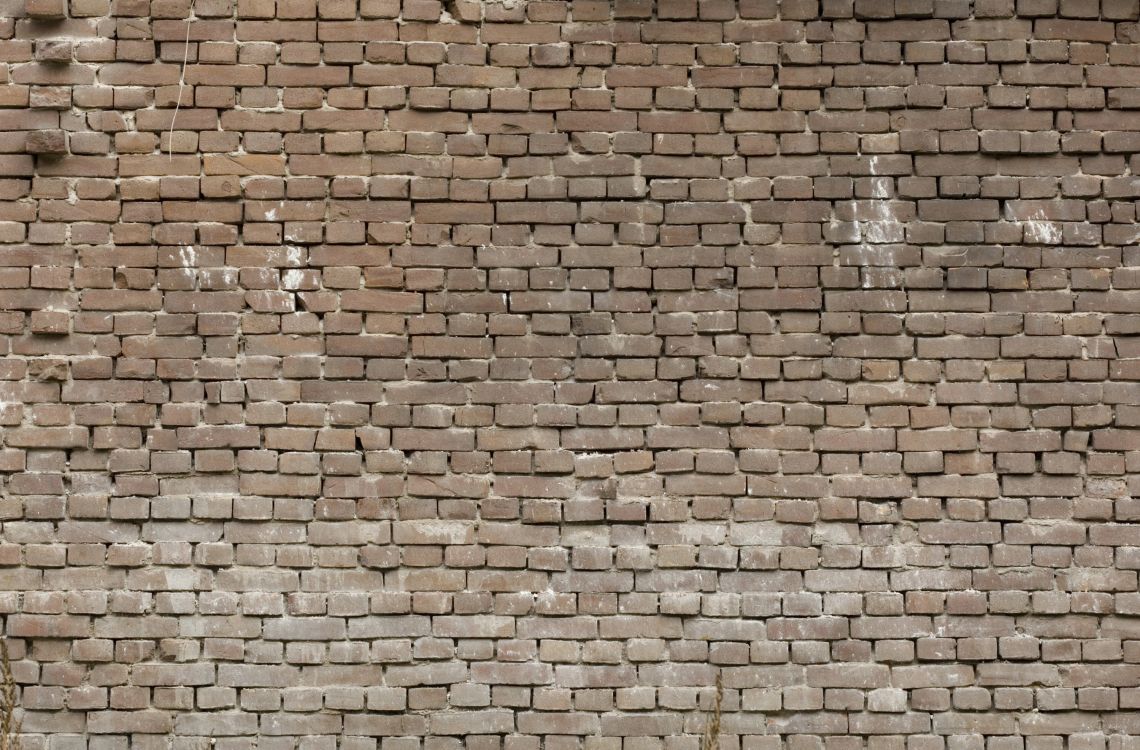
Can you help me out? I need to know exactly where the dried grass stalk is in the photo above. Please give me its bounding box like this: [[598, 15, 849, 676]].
[[0, 640, 20, 750], [700, 670, 723, 750]]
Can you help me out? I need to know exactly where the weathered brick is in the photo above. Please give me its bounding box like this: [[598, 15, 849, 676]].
[[0, 5, 1134, 747]]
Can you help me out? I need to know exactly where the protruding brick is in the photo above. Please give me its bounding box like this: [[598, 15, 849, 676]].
[[25, 0, 65, 18], [24, 129, 68, 155]]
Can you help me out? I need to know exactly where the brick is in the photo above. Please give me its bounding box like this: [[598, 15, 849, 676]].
[[88, 711, 173, 734], [0, 5, 1133, 747], [25, 129, 68, 155], [25, 0, 65, 17], [806, 664, 890, 688]]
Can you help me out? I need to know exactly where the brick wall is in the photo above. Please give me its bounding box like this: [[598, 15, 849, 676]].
[[3, 0, 1140, 746]]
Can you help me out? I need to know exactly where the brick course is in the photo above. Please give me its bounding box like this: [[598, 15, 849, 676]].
[[2, 0, 1140, 746]]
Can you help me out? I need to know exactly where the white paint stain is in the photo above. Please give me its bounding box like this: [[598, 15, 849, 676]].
[[869, 157, 889, 198], [177, 245, 197, 267], [265, 208, 277, 221], [851, 156, 904, 288], [284, 246, 304, 267], [860, 156, 899, 249], [1024, 207, 1061, 245], [282, 269, 305, 289]]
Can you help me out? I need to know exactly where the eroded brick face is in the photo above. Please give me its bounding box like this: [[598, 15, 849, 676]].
[[2, 0, 1140, 746]]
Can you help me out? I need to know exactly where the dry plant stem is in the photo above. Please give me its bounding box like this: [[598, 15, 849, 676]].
[[701, 671, 723, 750], [169, 0, 195, 160], [0, 641, 19, 750]]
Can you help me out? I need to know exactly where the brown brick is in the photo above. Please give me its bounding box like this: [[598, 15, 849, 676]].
[[0, 5, 1135, 746]]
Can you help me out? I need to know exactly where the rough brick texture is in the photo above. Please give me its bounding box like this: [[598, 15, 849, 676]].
[[3, 0, 1140, 747]]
